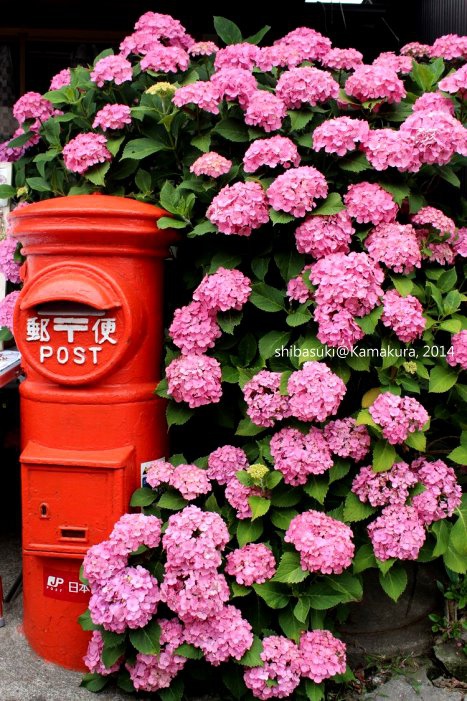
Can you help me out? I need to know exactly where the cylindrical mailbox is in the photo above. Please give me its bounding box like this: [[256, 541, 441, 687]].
[[10, 194, 177, 670]]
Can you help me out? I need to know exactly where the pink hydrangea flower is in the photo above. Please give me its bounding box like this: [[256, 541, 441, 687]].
[[184, 606, 254, 665], [368, 505, 426, 561], [381, 290, 426, 343], [412, 206, 456, 239], [276, 67, 339, 108], [0, 236, 21, 283], [89, 565, 160, 633], [287, 361, 346, 423], [313, 117, 370, 157], [412, 206, 458, 263], [207, 445, 249, 485], [270, 426, 333, 486], [411, 458, 462, 524], [170, 463, 212, 501], [161, 569, 230, 621], [163, 505, 230, 572], [145, 458, 173, 488], [172, 81, 221, 114], [13, 91, 56, 128], [244, 636, 301, 700], [49, 68, 71, 90], [62, 133, 112, 174], [400, 42, 431, 58], [243, 370, 291, 428], [298, 630, 347, 683], [295, 212, 354, 258], [225, 544, 276, 585], [311, 252, 385, 318], [119, 31, 162, 57], [314, 306, 365, 350], [92, 104, 132, 131], [243, 136, 300, 173], [109, 513, 162, 555], [372, 51, 412, 74], [90, 54, 133, 87], [447, 330, 467, 370], [412, 92, 455, 115], [225, 477, 265, 520], [189, 41, 219, 57], [169, 301, 221, 355], [324, 418, 370, 462], [210, 68, 257, 107], [140, 46, 190, 73], [287, 265, 313, 303], [362, 128, 420, 172], [276, 27, 332, 62], [345, 64, 406, 103], [430, 34, 467, 60], [190, 152, 232, 177], [440, 64, 467, 94], [344, 182, 398, 225], [400, 110, 466, 165], [84, 631, 121, 676], [321, 47, 363, 70], [82, 541, 127, 587], [352, 461, 418, 507], [369, 392, 429, 445], [214, 43, 260, 71], [0, 291, 20, 332], [166, 354, 222, 408], [285, 510, 355, 574], [243, 90, 287, 132], [193, 267, 251, 312], [365, 223, 421, 274], [267, 166, 328, 217], [134, 11, 193, 48], [207, 181, 269, 237], [126, 618, 186, 692], [454, 227, 467, 258]]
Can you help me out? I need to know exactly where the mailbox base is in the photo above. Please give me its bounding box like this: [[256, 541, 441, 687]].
[[23, 550, 90, 671]]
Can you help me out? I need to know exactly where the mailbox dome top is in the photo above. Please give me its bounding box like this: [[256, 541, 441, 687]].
[[8, 194, 178, 255]]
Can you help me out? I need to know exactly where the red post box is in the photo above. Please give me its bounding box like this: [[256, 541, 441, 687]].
[[9, 194, 177, 670]]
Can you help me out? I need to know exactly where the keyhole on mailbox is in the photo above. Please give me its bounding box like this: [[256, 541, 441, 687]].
[[40, 503, 49, 518]]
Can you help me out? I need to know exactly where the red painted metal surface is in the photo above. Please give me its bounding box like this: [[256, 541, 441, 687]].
[[9, 194, 177, 670]]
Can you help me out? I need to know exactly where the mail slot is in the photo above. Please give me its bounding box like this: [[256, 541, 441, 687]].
[[9, 195, 178, 670]]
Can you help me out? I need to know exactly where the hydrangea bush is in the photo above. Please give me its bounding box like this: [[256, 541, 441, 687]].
[[1, 10, 467, 700]]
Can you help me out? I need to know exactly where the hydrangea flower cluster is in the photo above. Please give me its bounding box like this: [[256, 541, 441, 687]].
[[62, 133, 112, 174], [214, 43, 260, 71], [312, 117, 369, 157], [173, 81, 221, 114], [276, 66, 339, 108], [369, 392, 429, 444], [184, 605, 253, 666], [243, 370, 291, 427], [439, 64, 467, 94], [368, 505, 426, 561], [381, 290, 426, 343], [84, 631, 122, 676], [126, 618, 186, 692], [243, 90, 287, 132], [323, 418, 371, 462], [243, 136, 300, 173], [169, 301, 222, 355], [190, 151, 232, 177], [192, 267, 252, 312], [344, 183, 398, 225], [270, 426, 333, 486], [166, 354, 222, 408], [285, 510, 355, 574], [400, 110, 466, 167], [365, 223, 421, 274], [298, 630, 347, 683], [447, 330, 467, 370], [145, 458, 212, 501], [90, 54, 133, 87], [210, 68, 257, 106], [411, 459, 462, 524], [13, 92, 57, 130], [225, 477, 265, 519], [92, 104, 132, 131], [0, 236, 21, 283], [225, 544, 276, 585], [140, 45, 190, 73], [352, 461, 418, 507], [294, 212, 354, 258], [207, 181, 269, 236], [345, 64, 406, 103], [287, 264, 314, 303], [362, 128, 421, 172], [207, 445, 249, 484], [322, 47, 363, 70], [0, 291, 20, 332], [267, 166, 328, 217], [244, 636, 301, 700], [49, 68, 71, 90], [288, 361, 347, 423]]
